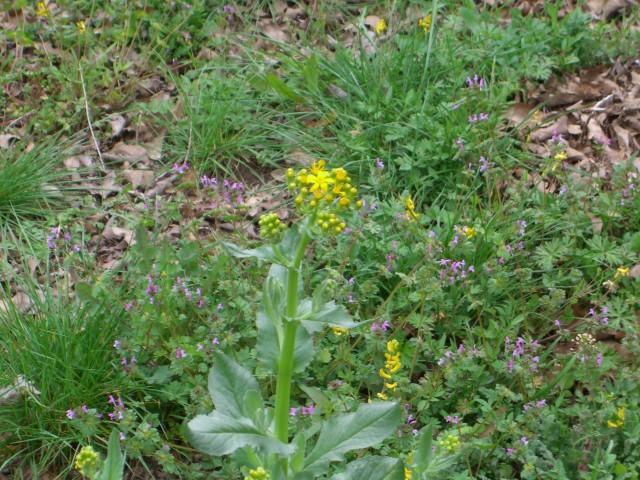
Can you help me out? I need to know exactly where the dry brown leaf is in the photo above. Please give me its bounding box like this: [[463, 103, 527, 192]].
[[103, 142, 149, 165], [103, 223, 134, 245], [110, 114, 127, 137], [586, 117, 608, 143], [505, 103, 535, 127], [144, 132, 165, 162], [531, 116, 568, 142], [0, 134, 19, 149], [123, 169, 155, 190], [97, 171, 121, 199], [262, 21, 289, 43]]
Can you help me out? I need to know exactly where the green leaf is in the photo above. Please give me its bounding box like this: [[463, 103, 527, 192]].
[[302, 56, 319, 92], [187, 412, 293, 456], [304, 402, 402, 472], [223, 242, 277, 262], [331, 456, 403, 480], [256, 311, 313, 374], [209, 351, 262, 418], [97, 430, 125, 480], [414, 424, 434, 471], [291, 433, 306, 473], [301, 301, 359, 333], [265, 73, 305, 103], [75, 282, 94, 303]]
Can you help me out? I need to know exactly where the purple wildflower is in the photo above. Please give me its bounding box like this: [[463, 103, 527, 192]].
[[175, 348, 186, 359], [66, 409, 76, 420], [375, 157, 384, 170]]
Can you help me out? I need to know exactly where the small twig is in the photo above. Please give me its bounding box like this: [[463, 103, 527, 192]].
[[78, 61, 105, 171]]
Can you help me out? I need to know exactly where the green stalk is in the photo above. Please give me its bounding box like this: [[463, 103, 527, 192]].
[[274, 230, 311, 444]]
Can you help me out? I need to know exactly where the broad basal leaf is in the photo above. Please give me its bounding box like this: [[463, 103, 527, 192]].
[[187, 412, 292, 456], [331, 456, 403, 480], [304, 402, 401, 472], [209, 351, 262, 418], [97, 429, 125, 480]]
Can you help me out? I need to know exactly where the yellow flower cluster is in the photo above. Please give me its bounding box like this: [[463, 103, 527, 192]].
[[614, 266, 630, 280], [74, 446, 99, 476], [76, 20, 87, 33], [418, 14, 432, 33], [36, 1, 50, 17], [375, 19, 387, 35], [608, 407, 625, 429], [439, 433, 461, 452], [245, 467, 269, 480], [456, 225, 477, 239], [405, 197, 420, 222], [258, 213, 286, 240], [377, 339, 401, 400], [288, 160, 361, 235]]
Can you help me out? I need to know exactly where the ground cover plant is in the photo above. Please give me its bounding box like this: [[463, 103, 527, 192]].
[[1, 0, 639, 479]]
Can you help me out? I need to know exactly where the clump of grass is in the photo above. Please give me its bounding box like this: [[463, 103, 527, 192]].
[[0, 279, 123, 475], [164, 67, 286, 177], [0, 140, 74, 240]]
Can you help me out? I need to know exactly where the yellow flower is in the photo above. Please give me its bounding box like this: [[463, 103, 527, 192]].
[[458, 225, 477, 239], [614, 266, 630, 280], [404, 467, 413, 480], [376, 391, 388, 400], [76, 20, 86, 33], [554, 151, 568, 162], [374, 19, 387, 35], [36, 1, 49, 17], [608, 407, 625, 428], [405, 197, 419, 222], [307, 161, 334, 199], [332, 326, 348, 336], [377, 339, 401, 399], [418, 14, 431, 33]]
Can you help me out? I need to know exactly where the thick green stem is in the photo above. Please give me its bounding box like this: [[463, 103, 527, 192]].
[[274, 231, 310, 444]]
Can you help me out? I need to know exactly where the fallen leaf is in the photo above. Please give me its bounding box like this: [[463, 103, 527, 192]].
[[103, 142, 149, 165], [0, 134, 19, 149], [103, 222, 134, 245], [110, 114, 127, 137], [531, 116, 568, 142], [123, 169, 155, 190]]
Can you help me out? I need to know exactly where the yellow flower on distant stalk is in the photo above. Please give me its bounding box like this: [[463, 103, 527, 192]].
[[36, 1, 50, 17], [608, 407, 625, 428], [377, 339, 401, 399], [614, 266, 630, 280], [554, 151, 568, 162], [418, 14, 432, 33], [404, 453, 414, 480], [76, 20, 87, 33], [457, 225, 477, 239], [405, 197, 419, 222], [374, 18, 387, 35]]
